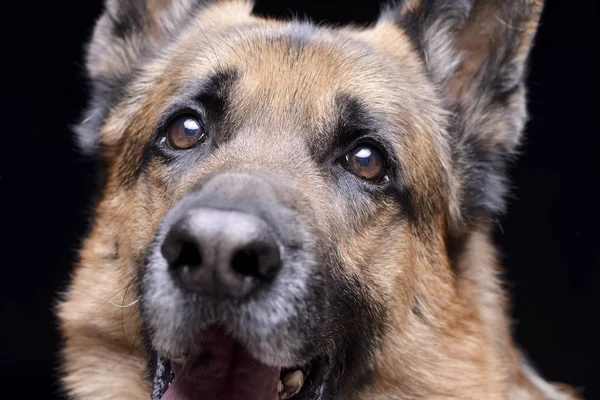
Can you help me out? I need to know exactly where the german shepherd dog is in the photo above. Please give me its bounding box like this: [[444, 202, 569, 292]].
[[56, 0, 580, 399]]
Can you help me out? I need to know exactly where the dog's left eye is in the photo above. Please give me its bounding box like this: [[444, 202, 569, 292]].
[[343, 143, 387, 183], [165, 115, 205, 150]]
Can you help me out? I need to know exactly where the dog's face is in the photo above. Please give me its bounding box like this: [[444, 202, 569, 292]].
[[137, 9, 452, 397], [60, 0, 544, 399]]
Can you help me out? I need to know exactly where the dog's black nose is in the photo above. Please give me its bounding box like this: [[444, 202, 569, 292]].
[[161, 208, 282, 297]]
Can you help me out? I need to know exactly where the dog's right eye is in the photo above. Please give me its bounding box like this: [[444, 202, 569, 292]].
[[342, 143, 388, 183], [165, 115, 205, 150]]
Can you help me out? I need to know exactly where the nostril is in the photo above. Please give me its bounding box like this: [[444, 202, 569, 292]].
[[231, 248, 261, 278], [172, 240, 202, 270], [231, 241, 281, 281]]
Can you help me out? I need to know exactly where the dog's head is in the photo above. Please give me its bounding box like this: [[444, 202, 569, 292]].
[[65, 0, 543, 398]]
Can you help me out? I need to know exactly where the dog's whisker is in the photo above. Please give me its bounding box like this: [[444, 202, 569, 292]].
[[108, 299, 140, 308], [120, 273, 141, 342]]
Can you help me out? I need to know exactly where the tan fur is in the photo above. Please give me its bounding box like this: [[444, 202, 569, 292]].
[[57, 1, 580, 399]]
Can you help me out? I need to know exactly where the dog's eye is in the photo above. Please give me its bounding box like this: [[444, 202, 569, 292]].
[[343, 144, 387, 183], [166, 115, 205, 150]]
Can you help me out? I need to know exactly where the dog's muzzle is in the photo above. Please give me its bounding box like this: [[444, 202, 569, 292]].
[[141, 172, 332, 400], [161, 207, 283, 298]]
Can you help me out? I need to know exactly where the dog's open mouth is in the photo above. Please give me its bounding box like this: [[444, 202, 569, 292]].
[[151, 328, 326, 400]]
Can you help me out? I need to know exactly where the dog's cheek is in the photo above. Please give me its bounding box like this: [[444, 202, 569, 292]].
[[331, 198, 411, 300], [325, 255, 388, 393], [318, 200, 412, 389]]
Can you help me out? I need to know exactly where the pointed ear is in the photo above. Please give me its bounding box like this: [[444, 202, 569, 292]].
[[382, 0, 544, 217], [75, 0, 233, 154], [85, 0, 209, 80]]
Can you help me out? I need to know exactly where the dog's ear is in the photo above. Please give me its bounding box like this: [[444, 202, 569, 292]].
[[75, 0, 237, 154], [382, 0, 544, 218]]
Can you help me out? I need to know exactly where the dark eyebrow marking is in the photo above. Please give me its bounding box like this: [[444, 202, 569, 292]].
[[310, 92, 377, 162], [311, 92, 417, 222], [123, 68, 240, 185], [332, 92, 377, 147], [194, 68, 239, 117], [195, 68, 240, 146], [197, 68, 239, 102], [152, 67, 240, 135]]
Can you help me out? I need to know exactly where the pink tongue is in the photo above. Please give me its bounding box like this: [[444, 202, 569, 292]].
[[161, 328, 279, 400]]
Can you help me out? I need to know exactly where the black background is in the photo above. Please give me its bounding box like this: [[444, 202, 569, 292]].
[[1, 0, 597, 399]]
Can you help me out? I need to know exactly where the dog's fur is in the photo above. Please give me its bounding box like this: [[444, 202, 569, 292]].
[[56, 0, 581, 399]]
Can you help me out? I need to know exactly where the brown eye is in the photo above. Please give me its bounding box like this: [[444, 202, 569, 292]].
[[166, 115, 204, 150], [344, 144, 387, 182]]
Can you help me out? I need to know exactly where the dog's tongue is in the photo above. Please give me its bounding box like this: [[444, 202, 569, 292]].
[[161, 328, 279, 400]]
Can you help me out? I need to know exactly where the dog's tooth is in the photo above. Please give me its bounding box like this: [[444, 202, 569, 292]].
[[278, 380, 284, 393], [282, 370, 303, 388]]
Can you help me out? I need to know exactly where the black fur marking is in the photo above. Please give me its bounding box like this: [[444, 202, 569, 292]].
[[326, 267, 388, 397], [455, 130, 512, 218], [195, 69, 240, 147], [444, 228, 468, 272]]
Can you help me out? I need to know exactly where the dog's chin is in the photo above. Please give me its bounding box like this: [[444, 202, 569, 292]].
[[149, 327, 332, 400]]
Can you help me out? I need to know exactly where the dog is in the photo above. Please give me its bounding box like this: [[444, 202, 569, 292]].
[[56, 0, 581, 399]]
